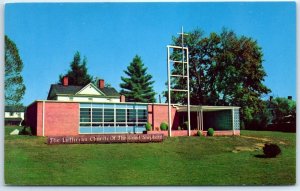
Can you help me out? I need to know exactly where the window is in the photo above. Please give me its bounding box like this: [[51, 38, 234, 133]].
[[104, 109, 114, 122], [116, 109, 126, 122], [80, 108, 91, 122], [127, 109, 136, 123], [137, 110, 147, 123], [79, 103, 148, 134], [92, 108, 102, 122]]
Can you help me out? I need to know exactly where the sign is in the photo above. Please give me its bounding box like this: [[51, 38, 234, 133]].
[[47, 134, 164, 144]]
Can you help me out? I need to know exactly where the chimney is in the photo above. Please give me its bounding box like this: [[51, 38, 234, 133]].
[[63, 76, 69, 86], [120, 95, 126, 102], [288, 96, 292, 100], [98, 79, 105, 89]]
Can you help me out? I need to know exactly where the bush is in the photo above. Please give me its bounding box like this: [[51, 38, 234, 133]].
[[197, 130, 201, 136], [263, 143, 281, 158], [160, 122, 168, 131], [19, 126, 32, 136], [207, 128, 214, 136], [181, 121, 188, 130], [145, 123, 152, 131]]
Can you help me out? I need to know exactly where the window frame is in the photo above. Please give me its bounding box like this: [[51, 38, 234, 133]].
[[79, 103, 148, 131]]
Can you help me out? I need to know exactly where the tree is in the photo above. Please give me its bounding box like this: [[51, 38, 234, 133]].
[[5, 35, 26, 106], [165, 28, 270, 125], [59, 51, 93, 86], [120, 55, 156, 102], [270, 97, 296, 124], [214, 29, 271, 127], [246, 101, 272, 130], [165, 29, 221, 105]]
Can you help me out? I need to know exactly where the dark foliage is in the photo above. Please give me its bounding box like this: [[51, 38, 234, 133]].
[[160, 122, 168, 131], [145, 123, 152, 131], [5, 35, 26, 106], [19, 126, 32, 136], [197, 130, 202, 136], [181, 121, 188, 130], [120, 55, 156, 103], [263, 143, 281, 158], [59, 51, 93, 86], [207, 128, 214, 136], [164, 28, 270, 126]]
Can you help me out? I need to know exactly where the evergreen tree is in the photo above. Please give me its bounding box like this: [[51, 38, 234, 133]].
[[120, 55, 156, 102], [59, 51, 92, 86], [5, 35, 26, 106]]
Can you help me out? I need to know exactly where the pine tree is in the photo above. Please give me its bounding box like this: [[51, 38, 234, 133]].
[[59, 51, 92, 86], [120, 55, 156, 103], [5, 35, 26, 106]]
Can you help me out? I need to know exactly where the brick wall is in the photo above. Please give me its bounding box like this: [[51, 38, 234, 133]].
[[147, 104, 179, 131], [26, 102, 38, 135], [44, 102, 79, 136], [26, 101, 79, 136], [36, 102, 43, 136]]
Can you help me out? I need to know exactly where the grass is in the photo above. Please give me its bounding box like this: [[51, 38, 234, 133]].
[[4, 126, 296, 185]]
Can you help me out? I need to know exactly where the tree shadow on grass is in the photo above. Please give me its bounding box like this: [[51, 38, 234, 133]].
[[254, 154, 269, 158], [254, 154, 279, 158]]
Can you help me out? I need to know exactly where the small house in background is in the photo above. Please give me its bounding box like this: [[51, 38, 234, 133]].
[[47, 77, 121, 102], [5, 105, 26, 126], [26, 77, 240, 137]]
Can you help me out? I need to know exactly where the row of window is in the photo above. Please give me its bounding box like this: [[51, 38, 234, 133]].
[[80, 109, 147, 122], [79, 104, 148, 127]]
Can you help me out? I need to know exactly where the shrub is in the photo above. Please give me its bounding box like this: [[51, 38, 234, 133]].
[[181, 121, 188, 130], [19, 126, 32, 136], [207, 128, 214, 136], [145, 123, 152, 131], [197, 130, 201, 136], [160, 122, 168, 131], [263, 143, 281, 158]]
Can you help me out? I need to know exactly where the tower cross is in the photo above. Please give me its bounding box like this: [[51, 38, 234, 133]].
[[177, 26, 188, 75], [177, 26, 188, 48]]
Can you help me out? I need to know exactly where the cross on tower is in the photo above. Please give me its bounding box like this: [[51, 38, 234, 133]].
[[166, 26, 191, 137], [177, 26, 188, 75], [177, 26, 189, 48]]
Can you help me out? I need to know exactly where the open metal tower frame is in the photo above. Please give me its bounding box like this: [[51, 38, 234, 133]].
[[167, 27, 191, 137]]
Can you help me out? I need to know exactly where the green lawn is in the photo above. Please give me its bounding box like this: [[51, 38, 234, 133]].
[[4, 126, 296, 185]]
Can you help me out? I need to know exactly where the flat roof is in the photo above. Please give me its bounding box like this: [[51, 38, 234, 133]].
[[27, 100, 240, 112], [27, 100, 150, 108], [176, 105, 240, 112]]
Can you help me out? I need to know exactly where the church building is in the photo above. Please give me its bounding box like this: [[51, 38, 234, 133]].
[[26, 77, 240, 137]]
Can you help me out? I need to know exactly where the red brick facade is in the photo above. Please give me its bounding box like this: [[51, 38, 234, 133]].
[[26, 101, 79, 136], [44, 102, 79, 136], [147, 104, 179, 131], [27, 102, 180, 136], [26, 101, 239, 137], [26, 102, 38, 135]]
